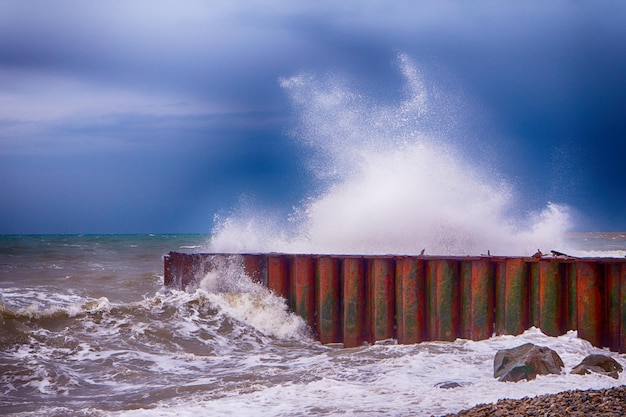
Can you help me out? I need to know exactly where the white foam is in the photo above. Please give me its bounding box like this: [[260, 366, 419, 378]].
[[197, 259, 311, 340], [109, 328, 626, 417], [6, 270, 625, 416], [0, 287, 112, 319], [568, 249, 626, 258], [209, 54, 572, 256]]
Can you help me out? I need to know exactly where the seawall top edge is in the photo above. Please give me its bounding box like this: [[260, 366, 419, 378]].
[[164, 252, 626, 262]]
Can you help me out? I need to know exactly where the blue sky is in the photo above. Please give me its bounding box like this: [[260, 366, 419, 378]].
[[1, 1, 625, 234]]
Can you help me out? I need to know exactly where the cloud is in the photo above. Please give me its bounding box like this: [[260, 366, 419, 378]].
[[1, 1, 625, 232], [0, 68, 223, 122]]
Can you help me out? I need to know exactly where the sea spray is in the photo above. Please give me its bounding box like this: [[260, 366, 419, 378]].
[[198, 257, 310, 340], [210, 54, 571, 256]]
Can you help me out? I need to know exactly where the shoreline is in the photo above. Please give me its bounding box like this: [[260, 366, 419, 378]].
[[439, 385, 626, 417]]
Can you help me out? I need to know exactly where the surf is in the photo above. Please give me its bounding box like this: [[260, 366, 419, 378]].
[[209, 54, 571, 256]]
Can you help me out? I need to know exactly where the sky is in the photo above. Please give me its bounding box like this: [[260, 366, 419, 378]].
[[1, 1, 625, 234]]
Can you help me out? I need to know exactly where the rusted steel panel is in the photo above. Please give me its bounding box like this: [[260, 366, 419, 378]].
[[425, 260, 437, 341], [616, 263, 626, 353], [316, 256, 341, 344], [495, 260, 506, 335], [268, 255, 289, 299], [163, 254, 173, 287], [460, 259, 494, 341], [201, 253, 216, 281], [575, 261, 603, 347], [242, 254, 267, 285], [165, 252, 205, 289], [395, 257, 425, 344], [605, 263, 626, 352], [181, 253, 196, 289], [426, 259, 459, 341], [291, 255, 316, 330], [538, 260, 565, 336], [567, 263, 578, 331], [529, 261, 540, 328], [496, 258, 528, 335], [342, 257, 365, 348], [460, 261, 472, 339], [366, 257, 395, 343]]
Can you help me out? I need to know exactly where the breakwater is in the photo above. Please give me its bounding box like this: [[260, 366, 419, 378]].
[[164, 252, 626, 351]]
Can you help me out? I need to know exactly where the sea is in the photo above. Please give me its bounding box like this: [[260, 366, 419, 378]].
[[1, 233, 626, 417], [4, 54, 626, 416]]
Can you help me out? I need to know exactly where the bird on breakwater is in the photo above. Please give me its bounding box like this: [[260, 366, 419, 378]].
[[532, 250, 543, 259]]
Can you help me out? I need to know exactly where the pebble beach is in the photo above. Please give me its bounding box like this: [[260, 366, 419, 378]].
[[441, 385, 626, 417]]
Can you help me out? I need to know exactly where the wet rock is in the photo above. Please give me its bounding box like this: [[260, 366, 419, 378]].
[[494, 343, 564, 382], [436, 381, 463, 389], [571, 354, 623, 379]]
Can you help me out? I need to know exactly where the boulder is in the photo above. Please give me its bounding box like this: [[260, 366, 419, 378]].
[[571, 354, 623, 379], [494, 343, 564, 382]]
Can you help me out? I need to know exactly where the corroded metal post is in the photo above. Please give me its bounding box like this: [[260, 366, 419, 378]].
[[342, 257, 365, 348], [460, 258, 494, 341], [575, 261, 603, 348], [496, 258, 528, 336], [426, 259, 459, 341], [291, 255, 316, 330], [395, 257, 425, 344], [268, 255, 289, 299], [316, 256, 341, 344], [537, 259, 566, 337], [605, 262, 626, 352], [242, 254, 266, 285], [366, 257, 395, 342]]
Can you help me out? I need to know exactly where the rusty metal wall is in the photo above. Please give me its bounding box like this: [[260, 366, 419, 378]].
[[163, 252, 626, 352]]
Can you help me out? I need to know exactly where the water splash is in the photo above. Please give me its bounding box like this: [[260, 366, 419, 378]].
[[198, 258, 310, 340], [210, 54, 571, 256]]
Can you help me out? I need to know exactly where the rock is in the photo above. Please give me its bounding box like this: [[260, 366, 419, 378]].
[[571, 354, 623, 379], [438, 386, 626, 417], [436, 381, 463, 389], [494, 343, 564, 382]]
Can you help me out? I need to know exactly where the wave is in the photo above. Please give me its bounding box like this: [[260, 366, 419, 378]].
[[209, 54, 572, 257], [1, 264, 311, 356]]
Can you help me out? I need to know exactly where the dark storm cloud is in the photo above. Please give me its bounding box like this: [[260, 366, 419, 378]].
[[2, 2, 376, 103], [1, 1, 625, 232]]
